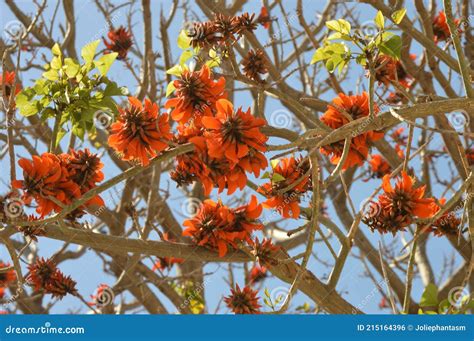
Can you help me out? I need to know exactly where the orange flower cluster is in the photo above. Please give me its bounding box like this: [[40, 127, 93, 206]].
[[103, 26, 133, 60], [258, 156, 311, 219], [224, 284, 261, 314], [320, 92, 384, 169], [17, 215, 45, 241], [165, 65, 226, 125], [168, 66, 268, 195], [109, 97, 172, 166], [13, 149, 104, 218], [251, 237, 280, 267], [429, 198, 462, 237], [364, 154, 391, 180], [26, 258, 77, 299], [153, 233, 184, 271], [0, 261, 16, 300], [371, 55, 413, 89], [432, 11, 461, 43], [183, 196, 263, 257], [362, 171, 437, 235], [187, 12, 268, 49]]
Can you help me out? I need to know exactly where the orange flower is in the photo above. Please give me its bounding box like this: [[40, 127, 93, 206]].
[[0, 262, 16, 287], [248, 265, 267, 285], [165, 65, 226, 126], [252, 238, 280, 267], [257, 6, 272, 29], [109, 97, 172, 166], [187, 21, 221, 49], [224, 284, 261, 314], [202, 99, 267, 164], [61, 148, 105, 207], [0, 71, 21, 97], [363, 171, 437, 234], [233, 13, 258, 36], [13, 153, 81, 217], [258, 156, 310, 219], [27, 257, 77, 299], [320, 92, 384, 169], [65, 149, 104, 190], [365, 154, 391, 180], [371, 55, 413, 88], [183, 196, 263, 257], [153, 233, 184, 271], [103, 26, 132, 60], [429, 198, 462, 237], [17, 215, 45, 241], [432, 11, 461, 43]]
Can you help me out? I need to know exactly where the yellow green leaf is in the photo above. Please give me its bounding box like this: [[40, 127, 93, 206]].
[[391, 8, 407, 24]]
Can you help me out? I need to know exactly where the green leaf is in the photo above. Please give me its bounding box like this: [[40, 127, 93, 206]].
[[51, 43, 62, 56], [326, 42, 347, 54], [81, 40, 100, 63], [166, 64, 184, 77], [103, 81, 127, 97], [272, 173, 286, 182], [264, 288, 271, 298], [326, 19, 351, 34], [64, 58, 80, 78], [18, 101, 41, 117], [325, 54, 343, 73], [95, 52, 118, 76], [72, 122, 86, 140], [56, 128, 67, 147], [261, 171, 271, 180], [177, 30, 191, 50], [206, 57, 220, 69], [270, 159, 280, 169], [179, 49, 193, 66], [50, 56, 62, 70], [420, 283, 439, 307], [379, 35, 402, 60], [311, 47, 330, 64], [43, 69, 59, 81], [327, 32, 351, 41], [438, 299, 450, 314], [391, 8, 407, 24], [356, 55, 367, 66], [374, 11, 385, 29], [166, 81, 176, 97]]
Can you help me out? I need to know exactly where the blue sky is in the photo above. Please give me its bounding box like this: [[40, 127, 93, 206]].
[[0, 0, 467, 314]]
